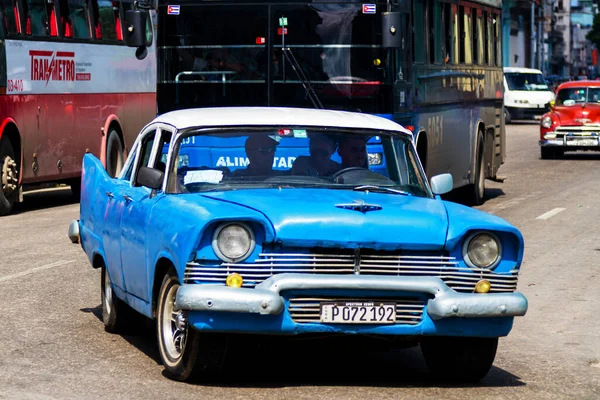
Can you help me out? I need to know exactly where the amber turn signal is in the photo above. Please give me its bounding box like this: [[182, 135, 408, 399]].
[[475, 279, 491, 293], [226, 273, 243, 288]]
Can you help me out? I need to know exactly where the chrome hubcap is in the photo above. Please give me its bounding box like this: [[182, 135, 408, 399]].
[[1, 155, 17, 197], [162, 285, 187, 359], [104, 270, 112, 315]]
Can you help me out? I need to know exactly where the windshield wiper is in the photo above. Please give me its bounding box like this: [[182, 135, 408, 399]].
[[352, 185, 412, 196], [281, 47, 324, 109]]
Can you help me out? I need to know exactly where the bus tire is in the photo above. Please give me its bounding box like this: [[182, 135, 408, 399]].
[[106, 129, 124, 178], [69, 178, 81, 200], [0, 138, 18, 216], [463, 133, 485, 206]]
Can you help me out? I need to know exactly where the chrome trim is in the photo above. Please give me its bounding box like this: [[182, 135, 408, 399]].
[[288, 297, 425, 324], [184, 253, 520, 293], [174, 273, 529, 320]]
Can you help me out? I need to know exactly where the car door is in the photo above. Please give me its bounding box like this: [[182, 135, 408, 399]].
[[120, 126, 173, 302], [102, 138, 142, 292]]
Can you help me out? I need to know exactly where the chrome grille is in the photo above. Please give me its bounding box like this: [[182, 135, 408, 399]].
[[555, 126, 600, 133], [288, 297, 425, 324], [184, 252, 519, 292]]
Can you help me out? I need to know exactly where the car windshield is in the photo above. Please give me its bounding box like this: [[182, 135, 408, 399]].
[[555, 87, 600, 106], [505, 73, 549, 91], [164, 128, 431, 198]]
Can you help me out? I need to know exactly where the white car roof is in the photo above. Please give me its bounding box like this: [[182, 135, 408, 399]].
[[503, 67, 543, 74], [152, 107, 413, 136]]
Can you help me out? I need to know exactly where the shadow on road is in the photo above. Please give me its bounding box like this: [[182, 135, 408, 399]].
[[80, 304, 526, 390], [507, 120, 540, 126], [558, 152, 600, 161], [11, 186, 78, 215], [440, 186, 506, 207]]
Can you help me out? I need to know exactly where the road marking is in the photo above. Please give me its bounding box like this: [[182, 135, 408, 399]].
[[0, 260, 76, 283], [536, 207, 566, 220]]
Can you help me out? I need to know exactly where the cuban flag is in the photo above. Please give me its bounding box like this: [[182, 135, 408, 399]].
[[167, 5, 180, 15], [362, 4, 376, 14]]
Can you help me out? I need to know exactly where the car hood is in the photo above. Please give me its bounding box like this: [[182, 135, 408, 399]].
[[201, 189, 448, 250], [553, 105, 600, 126]]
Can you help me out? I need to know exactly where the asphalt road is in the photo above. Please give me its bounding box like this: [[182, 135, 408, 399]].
[[0, 122, 599, 399]]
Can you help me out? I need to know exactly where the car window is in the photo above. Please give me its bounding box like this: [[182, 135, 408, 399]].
[[132, 129, 157, 187], [555, 87, 600, 106], [166, 127, 432, 198], [119, 143, 138, 182]]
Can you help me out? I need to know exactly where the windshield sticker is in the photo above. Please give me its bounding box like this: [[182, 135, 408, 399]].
[[184, 170, 223, 184], [167, 5, 180, 15], [293, 129, 307, 138]]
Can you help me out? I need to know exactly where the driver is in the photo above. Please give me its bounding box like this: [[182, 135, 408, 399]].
[[291, 133, 340, 177], [338, 136, 369, 169]]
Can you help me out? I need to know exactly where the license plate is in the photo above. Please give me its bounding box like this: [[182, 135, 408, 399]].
[[320, 302, 396, 324], [567, 138, 598, 146]]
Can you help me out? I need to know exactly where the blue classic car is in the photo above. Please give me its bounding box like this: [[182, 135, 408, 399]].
[[69, 107, 527, 383]]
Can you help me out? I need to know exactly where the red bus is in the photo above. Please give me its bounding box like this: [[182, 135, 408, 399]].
[[0, 0, 156, 215]]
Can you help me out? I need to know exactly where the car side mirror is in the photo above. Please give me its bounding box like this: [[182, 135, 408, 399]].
[[137, 166, 164, 190], [430, 173, 453, 195]]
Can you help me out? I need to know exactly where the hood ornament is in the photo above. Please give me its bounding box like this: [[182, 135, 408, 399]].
[[335, 199, 382, 213]]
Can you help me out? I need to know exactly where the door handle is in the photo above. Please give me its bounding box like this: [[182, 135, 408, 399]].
[[123, 195, 133, 202], [106, 191, 114, 198]]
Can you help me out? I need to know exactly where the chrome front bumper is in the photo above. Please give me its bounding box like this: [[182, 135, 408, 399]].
[[174, 273, 528, 320]]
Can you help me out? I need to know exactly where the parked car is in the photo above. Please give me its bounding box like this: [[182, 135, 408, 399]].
[[68, 107, 528, 383], [503, 67, 555, 124], [539, 80, 600, 159]]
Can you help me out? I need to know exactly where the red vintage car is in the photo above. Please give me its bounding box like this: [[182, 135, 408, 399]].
[[539, 80, 600, 159]]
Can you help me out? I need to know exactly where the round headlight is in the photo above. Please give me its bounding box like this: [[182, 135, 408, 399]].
[[541, 116, 553, 129], [212, 223, 255, 263], [463, 233, 501, 269]]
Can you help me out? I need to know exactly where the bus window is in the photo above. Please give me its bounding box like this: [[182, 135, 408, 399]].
[[47, 0, 57, 36], [113, 1, 122, 40], [58, 0, 72, 36], [97, 0, 116, 40], [67, 0, 90, 38], [25, 0, 49, 36], [1, 0, 19, 33], [483, 11, 489, 65], [442, 2, 452, 63]]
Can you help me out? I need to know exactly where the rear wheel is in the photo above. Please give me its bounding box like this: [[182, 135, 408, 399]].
[[420, 336, 498, 383], [0, 138, 18, 216], [101, 265, 140, 333], [157, 270, 228, 381], [106, 129, 124, 178]]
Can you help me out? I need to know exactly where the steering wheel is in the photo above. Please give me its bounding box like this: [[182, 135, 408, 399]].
[[332, 167, 370, 183]]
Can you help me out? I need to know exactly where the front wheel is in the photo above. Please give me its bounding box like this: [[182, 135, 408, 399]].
[[156, 270, 227, 381], [420, 336, 498, 383], [0, 138, 19, 216]]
